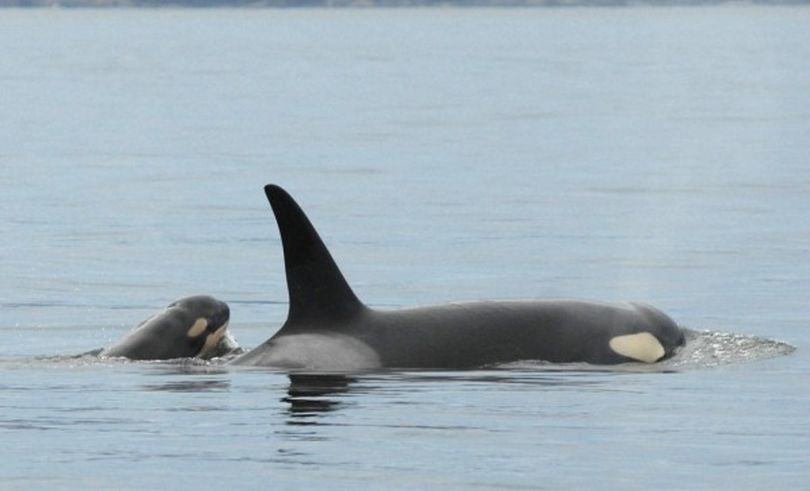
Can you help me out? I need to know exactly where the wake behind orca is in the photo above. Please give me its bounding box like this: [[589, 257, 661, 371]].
[[231, 185, 686, 371]]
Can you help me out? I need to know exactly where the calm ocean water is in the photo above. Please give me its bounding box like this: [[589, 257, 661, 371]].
[[1, 6, 809, 489]]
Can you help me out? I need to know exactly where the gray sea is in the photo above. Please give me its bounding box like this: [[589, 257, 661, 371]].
[[1, 6, 809, 489]]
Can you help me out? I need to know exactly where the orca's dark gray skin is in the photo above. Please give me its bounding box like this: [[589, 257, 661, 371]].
[[99, 295, 234, 361], [231, 185, 685, 370]]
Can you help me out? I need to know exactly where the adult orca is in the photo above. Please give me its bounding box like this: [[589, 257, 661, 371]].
[[231, 185, 685, 370], [99, 295, 234, 361]]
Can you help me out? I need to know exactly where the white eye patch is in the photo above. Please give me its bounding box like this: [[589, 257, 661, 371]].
[[609, 332, 665, 363], [186, 318, 209, 338]]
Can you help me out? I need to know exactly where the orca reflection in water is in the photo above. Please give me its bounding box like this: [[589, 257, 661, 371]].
[[99, 295, 235, 361], [284, 374, 354, 418], [231, 185, 685, 370]]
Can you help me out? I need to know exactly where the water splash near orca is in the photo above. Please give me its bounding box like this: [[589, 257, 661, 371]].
[[665, 328, 796, 369]]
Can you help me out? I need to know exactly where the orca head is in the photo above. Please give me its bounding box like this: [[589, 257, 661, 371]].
[[164, 295, 231, 359], [609, 303, 686, 363]]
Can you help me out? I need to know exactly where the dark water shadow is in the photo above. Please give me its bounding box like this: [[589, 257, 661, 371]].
[[275, 365, 634, 427], [138, 363, 232, 392], [141, 379, 232, 392], [282, 374, 355, 423]]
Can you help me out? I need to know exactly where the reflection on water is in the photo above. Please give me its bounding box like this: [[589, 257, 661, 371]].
[[283, 374, 355, 420], [286, 374, 354, 399], [141, 379, 231, 392], [279, 369, 643, 424], [139, 363, 232, 392]]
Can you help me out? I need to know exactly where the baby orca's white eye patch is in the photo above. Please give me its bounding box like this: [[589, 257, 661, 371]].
[[199, 322, 229, 358], [609, 332, 665, 363], [187, 318, 209, 338]]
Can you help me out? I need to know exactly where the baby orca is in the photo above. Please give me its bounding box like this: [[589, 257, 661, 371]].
[[100, 295, 232, 361]]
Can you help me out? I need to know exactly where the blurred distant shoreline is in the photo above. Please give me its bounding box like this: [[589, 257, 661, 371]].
[[2, 0, 809, 7]]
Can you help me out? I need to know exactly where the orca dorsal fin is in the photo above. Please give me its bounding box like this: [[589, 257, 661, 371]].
[[264, 184, 365, 327]]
